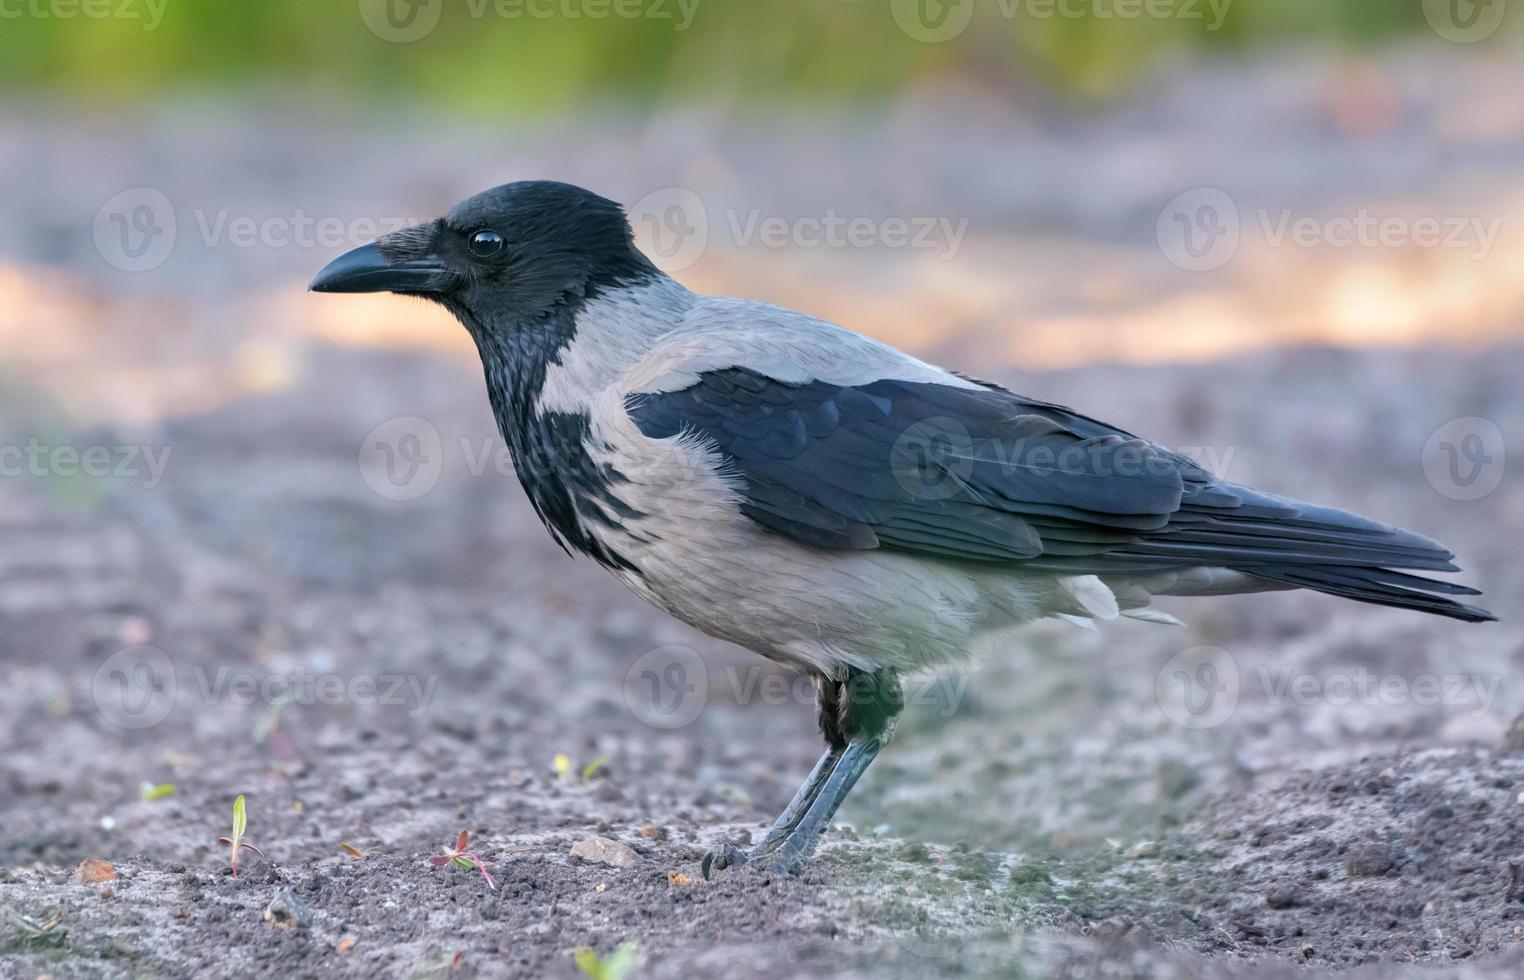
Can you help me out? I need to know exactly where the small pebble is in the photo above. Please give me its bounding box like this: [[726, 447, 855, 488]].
[[1345, 844, 1397, 878], [76, 858, 116, 884], [570, 836, 640, 869], [263, 887, 315, 929], [1265, 887, 1300, 909]]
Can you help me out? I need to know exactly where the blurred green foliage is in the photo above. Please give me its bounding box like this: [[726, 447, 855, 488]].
[[0, 0, 1457, 112]]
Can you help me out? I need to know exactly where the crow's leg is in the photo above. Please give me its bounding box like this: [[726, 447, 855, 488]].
[[702, 668, 902, 878], [701, 743, 842, 878], [758, 742, 845, 848], [755, 732, 885, 873]]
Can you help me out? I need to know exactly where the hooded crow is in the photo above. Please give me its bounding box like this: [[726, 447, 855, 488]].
[[311, 181, 1494, 875]]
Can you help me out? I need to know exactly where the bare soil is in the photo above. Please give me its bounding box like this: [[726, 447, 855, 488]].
[[3, 49, 1524, 978], [1, 341, 1521, 980]]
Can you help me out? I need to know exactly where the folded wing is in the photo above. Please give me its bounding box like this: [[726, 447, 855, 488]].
[[628, 368, 1493, 623]]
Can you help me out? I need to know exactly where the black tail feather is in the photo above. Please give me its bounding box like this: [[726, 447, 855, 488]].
[[1246, 565, 1496, 623]]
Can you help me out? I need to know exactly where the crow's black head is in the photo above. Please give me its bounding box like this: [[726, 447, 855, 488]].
[[310, 181, 659, 323]]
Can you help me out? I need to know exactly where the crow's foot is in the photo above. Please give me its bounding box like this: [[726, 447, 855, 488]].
[[702, 833, 814, 878], [700, 839, 751, 880]]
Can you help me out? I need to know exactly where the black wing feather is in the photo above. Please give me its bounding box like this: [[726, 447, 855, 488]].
[[628, 369, 1493, 622]]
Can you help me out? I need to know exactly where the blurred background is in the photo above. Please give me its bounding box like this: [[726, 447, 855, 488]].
[[3, 0, 1523, 421], [2, 2, 1523, 976]]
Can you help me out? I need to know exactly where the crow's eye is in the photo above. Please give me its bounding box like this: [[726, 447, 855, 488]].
[[468, 230, 505, 258]]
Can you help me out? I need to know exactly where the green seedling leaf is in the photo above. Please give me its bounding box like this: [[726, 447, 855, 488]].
[[574, 940, 637, 980], [217, 794, 263, 877], [139, 782, 177, 801], [253, 692, 297, 743], [580, 756, 609, 783]]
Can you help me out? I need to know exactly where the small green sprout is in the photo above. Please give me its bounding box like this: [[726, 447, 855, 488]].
[[216, 794, 264, 877], [428, 830, 494, 890], [0, 905, 67, 950], [574, 941, 637, 980], [553, 753, 610, 784], [139, 781, 177, 801], [253, 693, 297, 760]]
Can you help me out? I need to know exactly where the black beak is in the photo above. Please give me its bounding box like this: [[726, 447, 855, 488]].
[[309, 241, 450, 294]]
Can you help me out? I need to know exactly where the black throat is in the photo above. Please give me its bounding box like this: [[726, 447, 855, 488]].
[[444, 274, 654, 572]]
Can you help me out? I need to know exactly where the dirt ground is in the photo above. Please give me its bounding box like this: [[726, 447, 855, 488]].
[[3, 50, 1524, 980], [1, 341, 1520, 980]]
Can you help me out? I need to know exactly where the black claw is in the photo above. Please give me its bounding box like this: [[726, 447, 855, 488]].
[[700, 840, 749, 880], [755, 842, 807, 876]]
